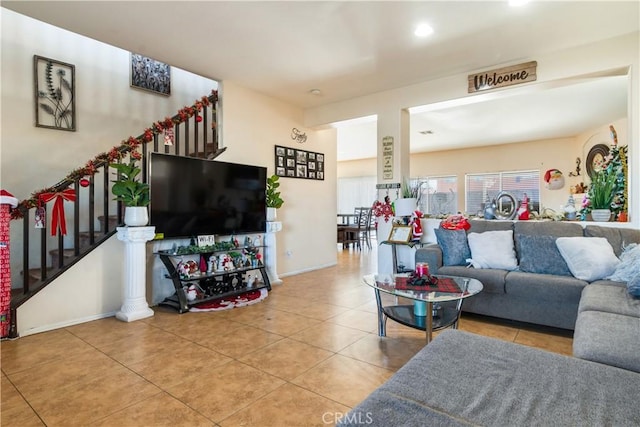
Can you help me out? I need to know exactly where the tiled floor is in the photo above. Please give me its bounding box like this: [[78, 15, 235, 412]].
[[1, 247, 573, 426]]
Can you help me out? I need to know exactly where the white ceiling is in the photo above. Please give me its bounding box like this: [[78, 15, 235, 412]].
[[3, 1, 638, 160]]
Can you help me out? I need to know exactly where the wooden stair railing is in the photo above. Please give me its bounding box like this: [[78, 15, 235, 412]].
[[7, 90, 223, 338]]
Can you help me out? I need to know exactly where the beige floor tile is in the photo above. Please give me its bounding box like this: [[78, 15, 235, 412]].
[[338, 334, 425, 371], [242, 309, 322, 336], [27, 368, 160, 426], [1, 375, 45, 427], [292, 354, 394, 408], [197, 324, 285, 359], [515, 329, 574, 356], [457, 315, 520, 342], [275, 301, 350, 321], [326, 309, 378, 333], [165, 360, 285, 423], [128, 342, 233, 389], [239, 338, 333, 381], [289, 322, 369, 352], [0, 329, 94, 375], [65, 316, 162, 348], [97, 327, 191, 365], [92, 392, 215, 426], [219, 383, 350, 427]]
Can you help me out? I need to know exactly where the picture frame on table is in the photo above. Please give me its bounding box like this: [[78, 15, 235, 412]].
[[388, 225, 413, 243]]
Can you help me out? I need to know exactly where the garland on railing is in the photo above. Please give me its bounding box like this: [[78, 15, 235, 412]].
[[11, 90, 218, 220]]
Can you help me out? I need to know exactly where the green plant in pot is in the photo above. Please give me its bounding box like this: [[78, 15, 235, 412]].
[[588, 169, 616, 222], [266, 174, 283, 221], [395, 178, 420, 217], [110, 152, 150, 226]]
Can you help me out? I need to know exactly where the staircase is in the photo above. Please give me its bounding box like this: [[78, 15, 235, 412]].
[[7, 90, 223, 338]]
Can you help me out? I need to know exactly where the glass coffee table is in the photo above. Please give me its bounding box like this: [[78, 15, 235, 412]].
[[363, 273, 483, 344]]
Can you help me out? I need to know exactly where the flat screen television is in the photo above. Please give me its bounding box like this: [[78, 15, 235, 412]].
[[149, 153, 267, 238]]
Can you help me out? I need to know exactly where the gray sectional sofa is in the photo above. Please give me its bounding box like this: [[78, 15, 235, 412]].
[[338, 330, 640, 426], [415, 220, 640, 330], [339, 220, 640, 426]]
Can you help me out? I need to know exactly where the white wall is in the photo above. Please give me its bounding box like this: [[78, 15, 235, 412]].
[[3, 10, 338, 335], [307, 32, 640, 227]]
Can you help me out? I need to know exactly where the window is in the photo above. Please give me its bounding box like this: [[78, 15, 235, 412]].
[[337, 176, 377, 213], [465, 170, 540, 215], [412, 176, 458, 216]]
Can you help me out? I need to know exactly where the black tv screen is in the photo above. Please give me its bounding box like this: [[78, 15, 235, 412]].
[[149, 153, 267, 238]]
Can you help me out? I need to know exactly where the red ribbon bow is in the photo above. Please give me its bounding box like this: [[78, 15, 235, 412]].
[[39, 188, 76, 236]]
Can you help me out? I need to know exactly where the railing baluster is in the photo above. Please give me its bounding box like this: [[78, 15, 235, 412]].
[[185, 119, 190, 157], [22, 209, 30, 294], [74, 181, 80, 256], [40, 208, 47, 281], [203, 105, 209, 158], [194, 113, 199, 158], [89, 175, 95, 245], [153, 132, 159, 153], [103, 164, 109, 234], [175, 123, 181, 156], [57, 229, 64, 268]]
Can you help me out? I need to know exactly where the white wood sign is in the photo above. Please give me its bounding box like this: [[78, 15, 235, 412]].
[[382, 136, 394, 180]]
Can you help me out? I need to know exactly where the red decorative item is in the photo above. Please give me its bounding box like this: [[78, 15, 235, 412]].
[[164, 128, 174, 146], [79, 178, 90, 187], [440, 214, 471, 231], [39, 188, 76, 236], [1, 190, 18, 337], [195, 115, 203, 123], [517, 193, 530, 220]]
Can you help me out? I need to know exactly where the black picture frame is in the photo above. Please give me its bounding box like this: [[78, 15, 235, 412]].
[[274, 145, 325, 180], [34, 55, 76, 131], [130, 53, 171, 96]]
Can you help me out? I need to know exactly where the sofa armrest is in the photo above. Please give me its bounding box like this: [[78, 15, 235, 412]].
[[415, 244, 443, 274]]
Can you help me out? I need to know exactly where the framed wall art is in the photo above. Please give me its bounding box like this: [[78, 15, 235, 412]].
[[130, 53, 171, 96], [34, 55, 76, 131], [274, 145, 324, 180]]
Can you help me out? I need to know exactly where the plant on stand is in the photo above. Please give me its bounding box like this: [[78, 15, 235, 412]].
[[110, 150, 150, 226], [584, 169, 617, 222], [266, 174, 284, 221], [395, 178, 421, 219]]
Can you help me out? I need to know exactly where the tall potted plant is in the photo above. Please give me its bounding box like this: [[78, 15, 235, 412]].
[[265, 174, 283, 221], [587, 169, 616, 222], [110, 152, 150, 226]]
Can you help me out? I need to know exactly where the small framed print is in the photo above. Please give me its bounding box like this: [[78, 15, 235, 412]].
[[130, 53, 170, 96], [388, 225, 412, 243], [275, 145, 325, 180]]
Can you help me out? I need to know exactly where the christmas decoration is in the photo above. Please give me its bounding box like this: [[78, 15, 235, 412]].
[[10, 91, 218, 221], [79, 178, 90, 187], [39, 188, 76, 236], [1, 190, 18, 338]]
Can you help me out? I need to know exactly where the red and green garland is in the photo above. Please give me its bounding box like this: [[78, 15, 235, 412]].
[[11, 91, 217, 220]]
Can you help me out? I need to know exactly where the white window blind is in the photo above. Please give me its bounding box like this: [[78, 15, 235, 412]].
[[465, 170, 539, 215]]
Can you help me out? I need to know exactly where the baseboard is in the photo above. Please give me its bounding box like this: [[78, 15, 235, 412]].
[[18, 311, 117, 338], [279, 262, 337, 278]]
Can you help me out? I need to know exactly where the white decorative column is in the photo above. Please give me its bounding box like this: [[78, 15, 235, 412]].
[[116, 226, 156, 322], [265, 221, 283, 285]]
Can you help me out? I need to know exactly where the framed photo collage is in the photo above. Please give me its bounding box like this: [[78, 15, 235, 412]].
[[274, 145, 325, 180]]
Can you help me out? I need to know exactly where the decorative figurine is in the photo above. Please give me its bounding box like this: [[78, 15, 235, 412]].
[[564, 194, 577, 220], [517, 193, 530, 220]]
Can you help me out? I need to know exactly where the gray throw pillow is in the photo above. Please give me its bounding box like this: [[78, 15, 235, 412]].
[[628, 273, 640, 298], [435, 228, 471, 266], [517, 234, 572, 276]]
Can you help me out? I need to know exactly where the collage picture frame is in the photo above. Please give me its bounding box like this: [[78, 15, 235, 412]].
[[274, 145, 324, 180]]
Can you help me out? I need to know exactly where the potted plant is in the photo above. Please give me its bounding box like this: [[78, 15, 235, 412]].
[[265, 174, 283, 221], [587, 169, 616, 222], [395, 178, 420, 217], [110, 151, 150, 226]]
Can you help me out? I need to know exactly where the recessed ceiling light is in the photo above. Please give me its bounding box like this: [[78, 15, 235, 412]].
[[414, 23, 434, 38], [509, 0, 530, 6], [309, 89, 322, 95]]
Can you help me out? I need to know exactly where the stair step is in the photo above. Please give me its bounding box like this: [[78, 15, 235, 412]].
[[189, 143, 219, 158], [24, 267, 54, 283]]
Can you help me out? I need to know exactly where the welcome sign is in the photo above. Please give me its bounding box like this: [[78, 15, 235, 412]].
[[468, 61, 537, 93]]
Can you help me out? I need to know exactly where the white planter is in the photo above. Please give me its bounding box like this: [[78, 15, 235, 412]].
[[591, 209, 611, 222], [124, 206, 149, 226], [266, 207, 277, 221], [394, 198, 417, 217]]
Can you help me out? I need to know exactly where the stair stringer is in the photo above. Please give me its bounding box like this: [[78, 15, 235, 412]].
[[16, 233, 125, 337]]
